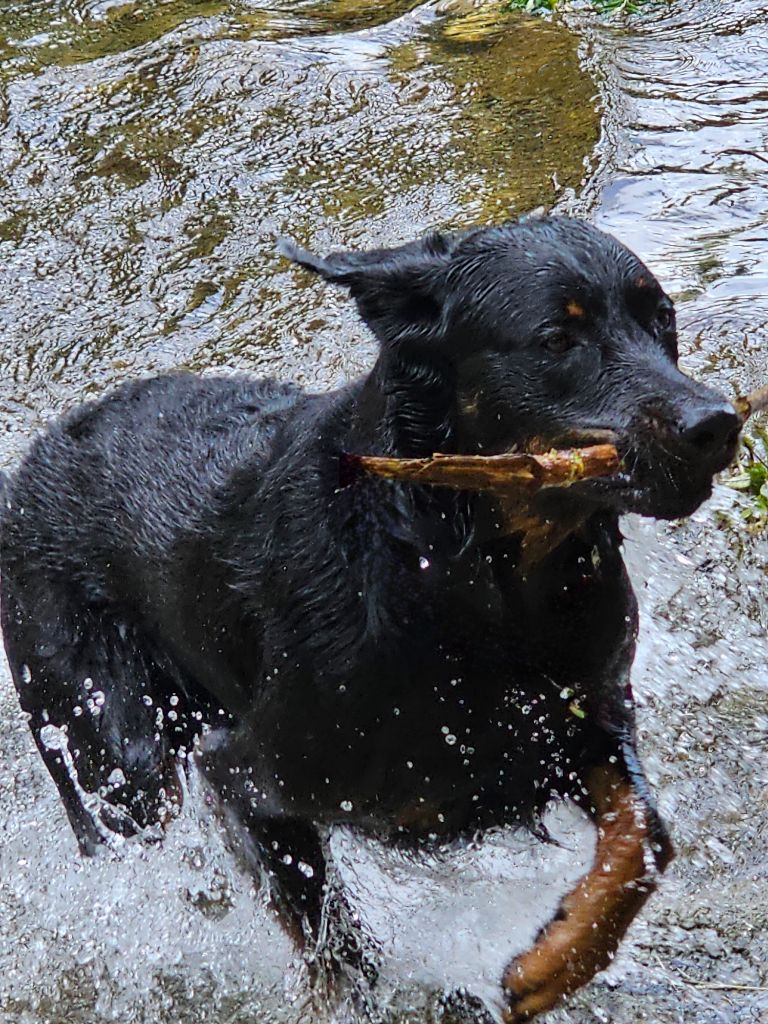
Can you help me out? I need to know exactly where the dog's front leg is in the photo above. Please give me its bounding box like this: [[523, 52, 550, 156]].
[[501, 759, 673, 1022]]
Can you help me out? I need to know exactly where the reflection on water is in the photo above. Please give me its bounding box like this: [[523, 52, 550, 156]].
[[0, 0, 767, 1022]]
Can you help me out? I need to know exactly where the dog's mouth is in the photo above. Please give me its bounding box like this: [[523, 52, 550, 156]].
[[619, 436, 739, 519], [536, 425, 740, 520]]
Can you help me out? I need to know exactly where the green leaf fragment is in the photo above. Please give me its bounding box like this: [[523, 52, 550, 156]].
[[568, 700, 586, 719]]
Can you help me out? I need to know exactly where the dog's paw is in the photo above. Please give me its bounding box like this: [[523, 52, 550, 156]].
[[305, 885, 381, 1009], [501, 908, 619, 1022]]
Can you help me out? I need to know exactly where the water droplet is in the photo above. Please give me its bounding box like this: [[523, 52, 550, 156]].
[[419, 556, 430, 570], [340, 799, 353, 811], [444, 733, 457, 745], [20, 664, 31, 684], [39, 724, 67, 751]]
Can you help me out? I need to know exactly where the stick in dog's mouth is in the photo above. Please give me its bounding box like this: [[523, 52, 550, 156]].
[[343, 386, 764, 562], [344, 444, 621, 563], [352, 444, 621, 495], [735, 383, 768, 423], [349, 385, 765, 497]]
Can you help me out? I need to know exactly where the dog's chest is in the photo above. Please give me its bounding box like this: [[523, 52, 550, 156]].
[[257, 529, 636, 836], [398, 525, 636, 685]]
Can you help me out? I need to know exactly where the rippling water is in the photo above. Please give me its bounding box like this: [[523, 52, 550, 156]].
[[0, 1, 766, 1022]]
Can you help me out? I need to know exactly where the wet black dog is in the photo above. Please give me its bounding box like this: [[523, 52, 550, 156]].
[[0, 217, 740, 1017]]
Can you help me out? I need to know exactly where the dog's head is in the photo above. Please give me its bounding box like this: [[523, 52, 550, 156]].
[[280, 217, 740, 520]]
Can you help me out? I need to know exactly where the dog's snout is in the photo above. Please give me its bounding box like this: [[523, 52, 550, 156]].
[[678, 402, 740, 457]]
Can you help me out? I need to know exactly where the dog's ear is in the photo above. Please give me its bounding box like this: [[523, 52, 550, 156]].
[[277, 234, 459, 347]]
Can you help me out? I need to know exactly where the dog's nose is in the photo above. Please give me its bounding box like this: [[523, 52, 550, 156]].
[[679, 402, 741, 456]]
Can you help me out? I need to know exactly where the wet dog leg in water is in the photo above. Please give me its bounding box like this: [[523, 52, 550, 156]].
[[201, 741, 379, 989], [502, 762, 674, 1021], [243, 819, 380, 992], [0, 582, 200, 852]]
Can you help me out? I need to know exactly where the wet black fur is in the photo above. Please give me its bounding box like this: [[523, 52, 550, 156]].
[[0, 217, 739, 966]]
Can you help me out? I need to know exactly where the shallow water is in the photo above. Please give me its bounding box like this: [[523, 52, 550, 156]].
[[0, 1, 766, 1022]]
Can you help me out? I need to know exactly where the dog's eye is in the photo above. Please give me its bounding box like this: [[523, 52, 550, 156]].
[[656, 306, 675, 332], [543, 334, 576, 355]]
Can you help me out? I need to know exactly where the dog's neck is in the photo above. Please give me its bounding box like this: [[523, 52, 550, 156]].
[[346, 350, 458, 458]]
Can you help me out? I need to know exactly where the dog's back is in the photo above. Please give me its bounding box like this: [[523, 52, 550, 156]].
[[1, 373, 304, 604]]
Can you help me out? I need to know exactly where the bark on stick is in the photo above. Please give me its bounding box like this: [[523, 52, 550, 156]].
[[356, 444, 620, 495]]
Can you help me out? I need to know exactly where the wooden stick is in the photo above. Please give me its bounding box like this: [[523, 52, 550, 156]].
[[651, 953, 768, 994], [350, 445, 620, 564], [736, 384, 768, 423], [355, 444, 620, 495], [674, 979, 768, 994]]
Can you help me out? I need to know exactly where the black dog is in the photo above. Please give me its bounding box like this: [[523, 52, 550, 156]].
[[0, 217, 740, 1020]]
